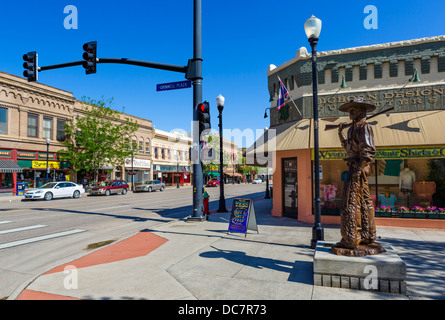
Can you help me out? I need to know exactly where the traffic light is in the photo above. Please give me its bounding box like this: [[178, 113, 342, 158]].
[[82, 41, 97, 74], [197, 101, 211, 134], [22, 51, 38, 82]]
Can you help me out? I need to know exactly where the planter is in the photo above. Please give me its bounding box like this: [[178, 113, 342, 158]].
[[415, 213, 427, 219], [321, 208, 339, 216], [430, 213, 445, 219], [400, 212, 415, 218], [376, 211, 393, 217]]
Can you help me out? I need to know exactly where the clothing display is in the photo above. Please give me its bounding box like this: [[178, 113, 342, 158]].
[[378, 193, 397, 210], [384, 160, 403, 176], [322, 184, 338, 202], [413, 181, 436, 202], [399, 167, 416, 191]]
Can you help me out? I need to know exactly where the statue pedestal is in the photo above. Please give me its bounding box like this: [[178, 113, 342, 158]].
[[313, 241, 407, 295]]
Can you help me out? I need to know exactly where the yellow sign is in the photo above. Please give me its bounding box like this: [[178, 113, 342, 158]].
[[32, 161, 60, 169], [314, 145, 445, 160]]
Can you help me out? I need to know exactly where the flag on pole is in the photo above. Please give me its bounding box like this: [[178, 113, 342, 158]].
[[277, 80, 289, 110]]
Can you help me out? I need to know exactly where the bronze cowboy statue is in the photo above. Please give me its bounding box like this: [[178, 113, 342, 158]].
[[331, 98, 386, 256]]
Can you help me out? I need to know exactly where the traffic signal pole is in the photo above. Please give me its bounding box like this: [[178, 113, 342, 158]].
[[189, 0, 205, 221], [24, 0, 206, 221]]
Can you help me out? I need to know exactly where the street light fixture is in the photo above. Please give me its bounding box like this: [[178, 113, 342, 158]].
[[305, 15, 324, 249], [216, 94, 228, 212]]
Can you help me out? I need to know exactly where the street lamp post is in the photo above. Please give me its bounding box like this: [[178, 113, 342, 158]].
[[131, 148, 134, 192], [46, 138, 50, 183], [305, 15, 324, 249], [216, 94, 228, 212]]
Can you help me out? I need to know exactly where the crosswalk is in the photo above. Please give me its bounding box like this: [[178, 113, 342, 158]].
[[0, 220, 86, 250]]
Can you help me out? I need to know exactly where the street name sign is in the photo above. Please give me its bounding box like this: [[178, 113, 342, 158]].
[[156, 80, 192, 92]]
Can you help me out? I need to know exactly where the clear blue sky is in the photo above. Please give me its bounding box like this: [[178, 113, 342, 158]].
[[1, 0, 444, 146]]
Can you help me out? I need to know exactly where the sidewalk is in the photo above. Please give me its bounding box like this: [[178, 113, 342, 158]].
[[9, 198, 445, 300]]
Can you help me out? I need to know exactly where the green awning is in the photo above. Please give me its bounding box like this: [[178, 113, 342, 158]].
[[204, 171, 220, 177]]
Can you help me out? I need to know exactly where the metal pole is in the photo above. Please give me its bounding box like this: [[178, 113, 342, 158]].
[[131, 150, 134, 192], [46, 142, 49, 182], [177, 157, 180, 188], [309, 37, 324, 249], [190, 0, 204, 220], [217, 105, 227, 212]]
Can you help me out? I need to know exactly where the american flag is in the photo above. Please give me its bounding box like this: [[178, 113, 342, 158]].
[[277, 80, 289, 110]]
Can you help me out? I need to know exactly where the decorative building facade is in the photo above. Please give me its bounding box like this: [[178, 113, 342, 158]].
[[248, 36, 445, 229]]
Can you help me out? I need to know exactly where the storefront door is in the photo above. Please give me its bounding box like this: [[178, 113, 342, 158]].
[[282, 158, 298, 219]]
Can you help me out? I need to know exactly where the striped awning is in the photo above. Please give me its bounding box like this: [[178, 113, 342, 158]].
[[0, 159, 23, 173]]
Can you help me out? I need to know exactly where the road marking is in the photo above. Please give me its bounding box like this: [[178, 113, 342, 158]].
[[0, 224, 47, 235], [0, 229, 86, 250], [0, 221, 12, 225]]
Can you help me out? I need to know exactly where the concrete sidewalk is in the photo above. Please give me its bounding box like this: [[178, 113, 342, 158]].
[[10, 198, 445, 300]]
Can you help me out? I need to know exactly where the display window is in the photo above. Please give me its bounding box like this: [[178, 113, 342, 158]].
[[319, 156, 445, 219]]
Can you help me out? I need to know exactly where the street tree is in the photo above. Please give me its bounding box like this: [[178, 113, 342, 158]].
[[57, 97, 139, 185]]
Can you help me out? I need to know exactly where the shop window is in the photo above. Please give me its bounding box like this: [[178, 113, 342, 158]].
[[27, 113, 38, 137], [0, 107, 7, 134], [43, 117, 52, 139], [56, 119, 66, 141]]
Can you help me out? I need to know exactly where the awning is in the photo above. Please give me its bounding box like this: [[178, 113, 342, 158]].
[[245, 119, 311, 166], [318, 110, 445, 148], [224, 172, 244, 177], [0, 160, 23, 173], [247, 110, 445, 160], [204, 171, 220, 177]]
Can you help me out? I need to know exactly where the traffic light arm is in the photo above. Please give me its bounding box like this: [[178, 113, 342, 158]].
[[37, 58, 188, 75]]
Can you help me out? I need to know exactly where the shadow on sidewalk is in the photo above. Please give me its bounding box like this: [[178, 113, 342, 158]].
[[199, 246, 313, 284]]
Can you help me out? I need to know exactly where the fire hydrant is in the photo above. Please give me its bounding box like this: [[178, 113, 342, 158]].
[[203, 191, 210, 215]]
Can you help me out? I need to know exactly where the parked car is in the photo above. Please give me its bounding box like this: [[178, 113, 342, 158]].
[[206, 179, 220, 187], [253, 178, 263, 184], [134, 180, 165, 192], [89, 180, 129, 196], [24, 182, 85, 201]]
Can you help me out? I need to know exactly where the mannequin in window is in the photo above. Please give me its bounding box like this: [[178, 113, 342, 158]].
[[378, 187, 397, 211], [399, 167, 416, 193]]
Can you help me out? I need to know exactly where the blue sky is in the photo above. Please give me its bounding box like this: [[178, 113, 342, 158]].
[[1, 0, 444, 146]]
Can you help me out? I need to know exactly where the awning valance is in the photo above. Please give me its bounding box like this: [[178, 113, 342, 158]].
[[0, 159, 23, 173]]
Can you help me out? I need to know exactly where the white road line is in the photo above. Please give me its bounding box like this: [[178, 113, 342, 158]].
[[0, 221, 12, 225], [0, 224, 47, 235], [0, 229, 86, 250]]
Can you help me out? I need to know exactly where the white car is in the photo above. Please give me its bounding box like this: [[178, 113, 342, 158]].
[[253, 178, 263, 184], [24, 182, 85, 201]]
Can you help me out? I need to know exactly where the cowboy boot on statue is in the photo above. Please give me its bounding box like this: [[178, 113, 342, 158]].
[[331, 98, 386, 256]]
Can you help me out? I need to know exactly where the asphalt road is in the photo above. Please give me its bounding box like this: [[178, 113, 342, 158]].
[[0, 183, 267, 299]]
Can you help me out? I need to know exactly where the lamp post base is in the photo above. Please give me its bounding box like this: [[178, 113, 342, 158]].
[[311, 224, 324, 249], [186, 216, 207, 222]]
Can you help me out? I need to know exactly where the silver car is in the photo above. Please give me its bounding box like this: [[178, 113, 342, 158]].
[[135, 180, 165, 192]]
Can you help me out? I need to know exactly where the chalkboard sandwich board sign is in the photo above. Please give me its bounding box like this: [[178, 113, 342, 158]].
[[227, 198, 258, 237]]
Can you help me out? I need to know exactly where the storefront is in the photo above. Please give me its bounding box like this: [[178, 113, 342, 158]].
[[0, 158, 23, 195], [153, 164, 191, 186], [15, 150, 72, 189], [253, 110, 445, 229], [125, 158, 151, 187]]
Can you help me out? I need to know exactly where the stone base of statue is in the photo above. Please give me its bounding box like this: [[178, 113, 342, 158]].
[[313, 241, 407, 295], [331, 242, 387, 257]]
